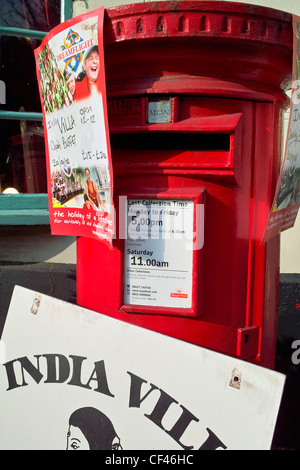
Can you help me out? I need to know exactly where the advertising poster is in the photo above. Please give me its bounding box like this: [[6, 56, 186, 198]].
[[0, 286, 285, 451], [34, 8, 114, 245], [263, 15, 300, 242]]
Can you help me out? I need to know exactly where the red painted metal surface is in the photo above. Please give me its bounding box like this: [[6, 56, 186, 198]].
[[76, 2, 293, 369]]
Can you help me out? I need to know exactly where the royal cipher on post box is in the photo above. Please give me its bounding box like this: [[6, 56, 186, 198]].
[[76, 1, 293, 369]]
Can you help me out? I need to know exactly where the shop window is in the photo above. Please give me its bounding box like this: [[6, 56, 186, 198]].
[[0, 0, 60, 31]]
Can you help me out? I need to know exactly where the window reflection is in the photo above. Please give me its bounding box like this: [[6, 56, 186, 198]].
[[0, 120, 47, 194], [0, 0, 60, 194], [0, 36, 42, 112], [0, 0, 60, 31]]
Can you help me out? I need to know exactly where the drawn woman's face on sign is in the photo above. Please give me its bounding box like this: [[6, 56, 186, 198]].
[[67, 425, 90, 450], [66, 407, 123, 450], [66, 425, 122, 450]]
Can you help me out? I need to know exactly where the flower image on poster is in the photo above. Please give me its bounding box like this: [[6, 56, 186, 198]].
[[35, 8, 114, 245]]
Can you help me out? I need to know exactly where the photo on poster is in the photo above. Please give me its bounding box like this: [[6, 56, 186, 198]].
[[35, 9, 114, 243]]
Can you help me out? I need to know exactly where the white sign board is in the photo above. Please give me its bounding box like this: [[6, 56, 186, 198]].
[[0, 286, 284, 450], [124, 199, 194, 309]]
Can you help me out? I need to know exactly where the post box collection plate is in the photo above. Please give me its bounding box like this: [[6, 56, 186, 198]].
[[147, 99, 172, 123], [124, 198, 194, 309], [121, 189, 205, 317]]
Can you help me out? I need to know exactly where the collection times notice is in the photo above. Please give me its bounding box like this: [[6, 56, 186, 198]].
[[124, 199, 194, 309]]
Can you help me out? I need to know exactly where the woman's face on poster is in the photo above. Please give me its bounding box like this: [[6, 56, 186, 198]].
[[83, 51, 99, 83]]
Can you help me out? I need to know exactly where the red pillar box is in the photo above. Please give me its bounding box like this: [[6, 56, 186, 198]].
[[76, 1, 293, 369]]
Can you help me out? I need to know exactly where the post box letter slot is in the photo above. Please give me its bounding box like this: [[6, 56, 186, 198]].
[[110, 132, 230, 151], [111, 113, 243, 180]]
